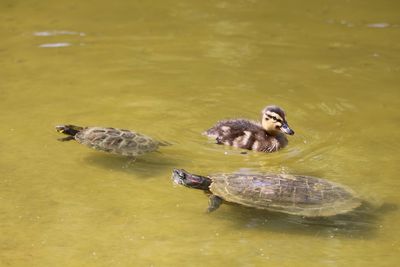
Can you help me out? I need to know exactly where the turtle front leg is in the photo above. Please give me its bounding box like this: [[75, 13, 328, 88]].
[[215, 136, 223, 144], [57, 136, 75, 142], [122, 156, 136, 168], [207, 195, 223, 212]]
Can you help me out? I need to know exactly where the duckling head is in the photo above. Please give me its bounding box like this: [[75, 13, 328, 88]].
[[261, 105, 295, 136]]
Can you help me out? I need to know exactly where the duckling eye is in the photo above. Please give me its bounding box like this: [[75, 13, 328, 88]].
[[268, 115, 280, 121], [267, 115, 284, 123]]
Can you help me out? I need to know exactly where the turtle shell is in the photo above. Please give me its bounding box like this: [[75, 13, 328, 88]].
[[209, 173, 361, 217], [75, 127, 159, 156]]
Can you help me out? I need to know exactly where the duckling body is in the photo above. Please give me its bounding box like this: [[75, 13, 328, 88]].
[[205, 119, 287, 152], [204, 106, 294, 153]]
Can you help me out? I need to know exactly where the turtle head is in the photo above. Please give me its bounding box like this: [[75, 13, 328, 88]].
[[261, 105, 294, 136], [55, 125, 83, 136], [172, 169, 211, 191]]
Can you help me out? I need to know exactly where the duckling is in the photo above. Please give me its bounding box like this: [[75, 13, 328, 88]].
[[203, 105, 294, 152]]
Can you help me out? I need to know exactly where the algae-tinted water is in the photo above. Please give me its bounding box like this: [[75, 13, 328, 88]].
[[1, 1, 399, 266]]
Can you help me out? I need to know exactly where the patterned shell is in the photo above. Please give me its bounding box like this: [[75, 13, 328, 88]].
[[75, 127, 159, 156], [209, 173, 361, 217]]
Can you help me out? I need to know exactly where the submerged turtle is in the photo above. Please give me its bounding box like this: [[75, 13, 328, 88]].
[[56, 125, 163, 157], [172, 169, 361, 217]]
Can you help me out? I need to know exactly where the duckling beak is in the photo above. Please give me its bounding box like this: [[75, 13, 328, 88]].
[[280, 123, 295, 135]]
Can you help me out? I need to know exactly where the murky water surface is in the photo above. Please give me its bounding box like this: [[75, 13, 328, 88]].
[[1, 0, 399, 266]]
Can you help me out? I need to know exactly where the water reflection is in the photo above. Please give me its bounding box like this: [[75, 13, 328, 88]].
[[211, 202, 397, 239], [366, 23, 392, 28], [34, 29, 86, 48], [39, 43, 71, 48], [33, 30, 86, 36]]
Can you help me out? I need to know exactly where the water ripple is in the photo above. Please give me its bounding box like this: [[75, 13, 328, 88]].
[[33, 30, 86, 36], [38, 43, 71, 48]]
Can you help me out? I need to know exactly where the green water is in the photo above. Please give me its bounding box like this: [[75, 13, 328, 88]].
[[1, 0, 399, 266]]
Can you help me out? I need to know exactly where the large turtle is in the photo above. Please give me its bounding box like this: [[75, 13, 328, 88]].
[[172, 169, 361, 217], [56, 124, 163, 157]]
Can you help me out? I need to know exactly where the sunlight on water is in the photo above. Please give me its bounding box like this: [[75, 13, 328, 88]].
[[0, 0, 399, 266]]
